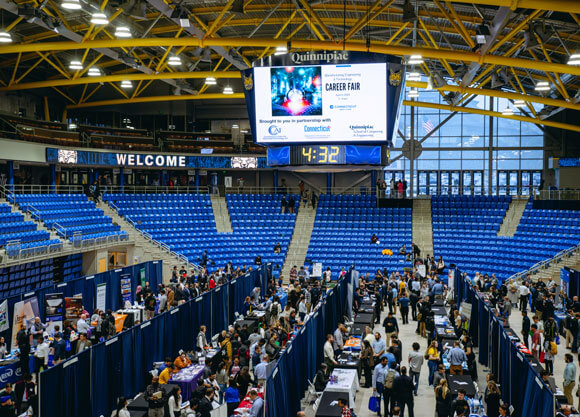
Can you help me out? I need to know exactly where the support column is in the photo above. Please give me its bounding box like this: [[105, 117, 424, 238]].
[[488, 97, 494, 195], [7, 161, 14, 192], [273, 169, 278, 191], [89, 169, 94, 185], [371, 170, 377, 196], [50, 164, 56, 193], [161, 170, 167, 186], [43, 96, 50, 121], [195, 169, 200, 189], [119, 168, 125, 193], [327, 173, 332, 194], [409, 105, 415, 198]]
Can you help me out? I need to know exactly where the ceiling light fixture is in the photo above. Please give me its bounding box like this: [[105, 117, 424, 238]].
[[408, 88, 419, 98], [223, 86, 233, 95], [534, 81, 550, 92], [568, 51, 580, 66], [232, 124, 239, 128], [88, 67, 101, 76], [115, 26, 131, 38], [121, 80, 133, 88], [275, 46, 288, 55], [502, 107, 514, 116], [90, 12, 109, 25], [406, 72, 421, 82], [408, 55, 423, 65], [205, 76, 217, 85], [0, 31, 12, 43], [513, 99, 526, 108], [61, 0, 81, 10], [68, 59, 82, 70], [168, 56, 182, 66]]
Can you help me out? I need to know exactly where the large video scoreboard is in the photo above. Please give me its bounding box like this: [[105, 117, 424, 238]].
[[241, 51, 404, 167]]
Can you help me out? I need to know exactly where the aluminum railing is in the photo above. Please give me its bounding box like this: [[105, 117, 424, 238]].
[[537, 190, 580, 201], [510, 242, 580, 283], [1, 184, 211, 195], [0, 233, 133, 266]]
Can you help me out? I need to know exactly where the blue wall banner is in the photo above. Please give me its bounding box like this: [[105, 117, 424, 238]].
[[46, 148, 268, 169]]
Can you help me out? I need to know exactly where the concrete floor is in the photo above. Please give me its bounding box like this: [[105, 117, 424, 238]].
[[303, 302, 567, 417]]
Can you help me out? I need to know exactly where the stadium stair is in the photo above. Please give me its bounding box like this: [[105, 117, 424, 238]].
[[497, 198, 528, 237], [412, 198, 434, 257], [210, 195, 233, 233], [280, 204, 316, 282], [98, 201, 198, 280]]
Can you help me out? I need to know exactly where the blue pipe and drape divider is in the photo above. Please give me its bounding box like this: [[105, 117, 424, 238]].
[[453, 269, 555, 417], [0, 261, 162, 351], [265, 270, 353, 417], [39, 263, 271, 417]]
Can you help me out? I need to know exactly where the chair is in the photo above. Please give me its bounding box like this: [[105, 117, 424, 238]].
[[305, 379, 323, 405]]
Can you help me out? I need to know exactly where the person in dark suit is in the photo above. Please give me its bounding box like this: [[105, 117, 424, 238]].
[[51, 332, 67, 364], [197, 388, 215, 417], [16, 329, 30, 375], [522, 310, 531, 347], [392, 366, 414, 417], [314, 364, 329, 392], [14, 374, 35, 415]]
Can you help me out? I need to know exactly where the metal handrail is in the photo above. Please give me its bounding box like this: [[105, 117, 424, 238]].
[[510, 242, 580, 282], [2, 184, 211, 195]]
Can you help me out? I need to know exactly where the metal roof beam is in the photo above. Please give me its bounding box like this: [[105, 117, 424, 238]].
[[66, 92, 246, 109], [144, 0, 248, 70]]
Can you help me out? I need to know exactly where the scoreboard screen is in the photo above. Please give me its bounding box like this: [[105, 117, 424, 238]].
[[240, 51, 405, 148], [267, 145, 384, 166]]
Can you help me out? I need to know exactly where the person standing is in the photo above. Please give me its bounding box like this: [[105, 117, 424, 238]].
[[447, 341, 468, 375], [485, 381, 501, 417], [16, 328, 30, 375], [360, 340, 375, 388], [145, 376, 166, 417], [522, 310, 531, 348], [519, 282, 530, 311], [399, 292, 410, 325], [392, 366, 414, 417], [435, 379, 452, 417], [563, 353, 576, 405], [407, 342, 423, 396], [372, 357, 389, 417], [383, 312, 399, 347], [324, 334, 337, 372], [426, 341, 440, 385], [248, 390, 264, 417]]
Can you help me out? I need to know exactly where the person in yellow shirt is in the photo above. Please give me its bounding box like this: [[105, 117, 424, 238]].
[[174, 351, 192, 369], [427, 340, 440, 386], [159, 364, 176, 385]]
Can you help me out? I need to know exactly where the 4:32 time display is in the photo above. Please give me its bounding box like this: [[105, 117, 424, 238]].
[[292, 145, 346, 165]]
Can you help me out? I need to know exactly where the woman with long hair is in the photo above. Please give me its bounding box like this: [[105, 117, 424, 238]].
[[434, 379, 452, 417], [167, 386, 182, 417], [427, 340, 440, 386], [111, 396, 130, 417], [359, 340, 375, 388], [485, 380, 501, 417]]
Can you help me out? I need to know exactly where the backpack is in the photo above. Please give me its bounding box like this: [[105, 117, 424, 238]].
[[384, 369, 396, 389], [270, 303, 279, 317], [550, 341, 558, 355]]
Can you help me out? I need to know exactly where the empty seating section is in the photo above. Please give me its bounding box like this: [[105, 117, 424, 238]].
[[105, 193, 298, 270], [12, 194, 126, 241], [307, 195, 412, 276], [432, 196, 580, 281], [225, 194, 298, 267], [0, 203, 51, 247], [0, 254, 82, 299]]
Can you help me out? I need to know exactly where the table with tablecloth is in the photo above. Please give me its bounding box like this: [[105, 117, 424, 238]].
[[112, 313, 128, 333], [169, 364, 205, 401], [431, 305, 447, 316], [315, 391, 349, 417], [324, 368, 358, 407], [447, 374, 477, 397], [0, 355, 36, 389], [233, 387, 264, 415], [554, 310, 567, 328], [343, 337, 361, 351]]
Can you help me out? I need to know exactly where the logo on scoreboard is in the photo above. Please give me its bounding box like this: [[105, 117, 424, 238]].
[[268, 125, 281, 135], [304, 125, 331, 132]]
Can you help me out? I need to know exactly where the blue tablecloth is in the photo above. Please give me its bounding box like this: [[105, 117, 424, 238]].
[[0, 356, 35, 389], [169, 365, 205, 401], [554, 310, 567, 327], [270, 291, 287, 308]]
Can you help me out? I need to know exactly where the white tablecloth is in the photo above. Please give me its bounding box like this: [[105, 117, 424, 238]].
[[324, 368, 358, 406]]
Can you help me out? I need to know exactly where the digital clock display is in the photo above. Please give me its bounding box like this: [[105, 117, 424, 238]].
[[292, 145, 346, 164], [267, 145, 384, 166]]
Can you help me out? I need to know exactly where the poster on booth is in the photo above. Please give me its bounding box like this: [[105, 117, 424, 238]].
[[45, 293, 63, 335], [448, 269, 455, 293], [64, 297, 83, 325], [140, 268, 146, 288], [96, 283, 107, 312], [121, 275, 132, 305], [11, 297, 40, 347], [312, 263, 322, 278], [561, 268, 570, 298], [0, 300, 9, 333]]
